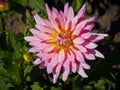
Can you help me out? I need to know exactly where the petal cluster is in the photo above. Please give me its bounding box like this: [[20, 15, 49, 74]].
[[24, 3, 108, 83]]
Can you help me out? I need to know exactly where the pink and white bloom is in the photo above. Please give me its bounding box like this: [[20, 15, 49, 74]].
[[24, 3, 108, 83]]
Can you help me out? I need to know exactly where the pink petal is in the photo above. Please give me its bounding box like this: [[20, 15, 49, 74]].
[[62, 68, 70, 81], [75, 45, 87, 52], [75, 50, 85, 62], [77, 4, 86, 20], [29, 41, 41, 46], [64, 2, 69, 17], [47, 54, 58, 74], [33, 58, 41, 65], [53, 64, 62, 83], [32, 43, 49, 51], [85, 42, 98, 49], [62, 59, 70, 81], [29, 47, 38, 52], [81, 32, 91, 39], [71, 62, 77, 73], [84, 53, 96, 60], [71, 15, 78, 30], [42, 53, 53, 61], [52, 7, 58, 18], [73, 21, 86, 35], [92, 33, 108, 37], [34, 14, 46, 25], [95, 50, 104, 58], [30, 28, 40, 35], [45, 4, 52, 20], [36, 32, 51, 40], [24, 36, 39, 42], [43, 45, 55, 52], [81, 62, 90, 69], [73, 37, 85, 44], [59, 11, 65, 27], [39, 62, 45, 69], [35, 24, 53, 33], [68, 52, 75, 62], [63, 59, 70, 69], [58, 50, 65, 63], [67, 6, 74, 21], [90, 33, 108, 42], [78, 65, 88, 78], [50, 16, 60, 30], [84, 24, 94, 31], [73, 16, 95, 35]]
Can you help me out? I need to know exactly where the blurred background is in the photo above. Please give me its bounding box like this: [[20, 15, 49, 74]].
[[0, 0, 120, 90]]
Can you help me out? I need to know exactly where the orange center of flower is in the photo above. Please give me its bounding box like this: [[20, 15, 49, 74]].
[[56, 32, 73, 49]]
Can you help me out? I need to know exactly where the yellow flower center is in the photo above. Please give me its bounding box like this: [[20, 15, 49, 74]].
[[56, 32, 73, 49]]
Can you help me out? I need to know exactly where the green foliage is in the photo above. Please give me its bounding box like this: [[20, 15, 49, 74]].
[[72, 0, 84, 12], [28, 0, 45, 10]]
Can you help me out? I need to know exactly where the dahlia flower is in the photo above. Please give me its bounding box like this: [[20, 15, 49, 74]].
[[24, 3, 108, 83]]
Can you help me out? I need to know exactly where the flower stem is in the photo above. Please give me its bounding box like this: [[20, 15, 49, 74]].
[[0, 16, 3, 33]]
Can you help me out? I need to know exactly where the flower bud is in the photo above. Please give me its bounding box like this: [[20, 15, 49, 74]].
[[23, 53, 32, 63], [0, 0, 9, 12]]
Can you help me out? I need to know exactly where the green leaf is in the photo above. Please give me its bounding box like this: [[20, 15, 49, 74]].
[[51, 86, 58, 90], [31, 82, 43, 90], [94, 79, 105, 90], [26, 75, 31, 82], [72, 77, 83, 90], [102, 77, 115, 89], [83, 85, 93, 90], [28, 0, 45, 10], [12, 0, 27, 6], [0, 64, 8, 77], [72, 0, 83, 12], [86, 3, 92, 14], [24, 65, 33, 76], [0, 80, 8, 90]]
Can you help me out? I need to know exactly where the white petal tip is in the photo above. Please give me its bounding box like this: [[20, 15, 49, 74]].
[[33, 58, 41, 65]]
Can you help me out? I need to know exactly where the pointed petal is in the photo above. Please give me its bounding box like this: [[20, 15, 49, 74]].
[[24, 36, 39, 42], [47, 54, 58, 74], [77, 4, 86, 19], [78, 65, 88, 78], [75, 50, 85, 62], [53, 64, 62, 83], [33, 58, 41, 65], [62, 68, 70, 81], [64, 2, 69, 17], [29, 47, 38, 52], [85, 42, 98, 49], [81, 32, 91, 39], [84, 53, 96, 60], [58, 50, 65, 63], [35, 24, 53, 33], [81, 62, 90, 69], [30, 28, 40, 36], [67, 6, 74, 21], [62, 59, 70, 81], [73, 37, 85, 44], [34, 14, 46, 25], [45, 4, 52, 20], [43, 45, 55, 52], [84, 24, 94, 31], [52, 7, 58, 18], [71, 62, 77, 73], [76, 45, 87, 52], [90, 33, 108, 42], [95, 50, 105, 58]]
